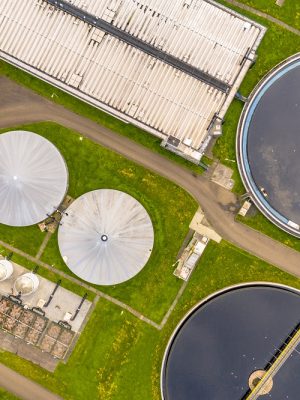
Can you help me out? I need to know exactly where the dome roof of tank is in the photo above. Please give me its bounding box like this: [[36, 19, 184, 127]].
[[0, 260, 13, 281], [14, 273, 39, 295]]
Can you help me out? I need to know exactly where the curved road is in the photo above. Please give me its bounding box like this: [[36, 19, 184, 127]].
[[1, 76, 300, 278], [1, 76, 300, 399], [0, 363, 62, 400]]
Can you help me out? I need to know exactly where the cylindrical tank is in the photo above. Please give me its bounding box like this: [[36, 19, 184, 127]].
[[0, 260, 13, 281], [14, 273, 39, 296]]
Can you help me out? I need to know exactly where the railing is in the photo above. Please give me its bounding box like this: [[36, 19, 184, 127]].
[[245, 323, 300, 399]]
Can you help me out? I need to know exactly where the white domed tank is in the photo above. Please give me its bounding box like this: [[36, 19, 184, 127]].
[[0, 130, 69, 227], [0, 260, 13, 281], [14, 273, 39, 296], [58, 189, 154, 285]]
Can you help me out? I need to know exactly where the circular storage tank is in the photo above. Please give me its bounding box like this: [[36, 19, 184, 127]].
[[237, 53, 300, 237], [0, 130, 68, 226], [58, 189, 154, 285], [14, 273, 39, 296], [0, 260, 13, 281], [161, 283, 300, 400]]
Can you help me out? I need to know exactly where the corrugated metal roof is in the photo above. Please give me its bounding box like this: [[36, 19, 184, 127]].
[[0, 0, 265, 158]]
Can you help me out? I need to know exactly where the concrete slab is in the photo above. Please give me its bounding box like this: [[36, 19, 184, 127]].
[[276, 0, 286, 6], [0, 258, 92, 332], [193, 224, 222, 243], [0, 258, 94, 370], [189, 209, 205, 227], [189, 209, 222, 243], [0, 329, 58, 371], [211, 163, 234, 190]]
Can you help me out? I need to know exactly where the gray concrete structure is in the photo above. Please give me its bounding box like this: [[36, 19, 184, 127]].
[[0, 260, 13, 281], [0, 258, 91, 332]]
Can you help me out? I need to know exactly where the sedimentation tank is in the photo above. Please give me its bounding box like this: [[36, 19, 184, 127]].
[[14, 273, 39, 296], [161, 283, 300, 400], [0, 260, 13, 282], [237, 53, 300, 237]]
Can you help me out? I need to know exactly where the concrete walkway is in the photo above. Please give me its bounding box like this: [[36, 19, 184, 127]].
[[35, 231, 53, 259], [1, 77, 300, 279], [0, 363, 62, 400]]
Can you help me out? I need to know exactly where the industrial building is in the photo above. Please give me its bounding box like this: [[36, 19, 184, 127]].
[[0, 0, 265, 162]]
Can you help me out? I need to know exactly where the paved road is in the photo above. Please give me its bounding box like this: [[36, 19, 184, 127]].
[[0, 363, 62, 400], [1, 76, 300, 279]]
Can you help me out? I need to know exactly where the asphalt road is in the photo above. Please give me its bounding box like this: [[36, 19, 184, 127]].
[[0, 363, 62, 400], [1, 76, 300, 399], [1, 76, 300, 278]]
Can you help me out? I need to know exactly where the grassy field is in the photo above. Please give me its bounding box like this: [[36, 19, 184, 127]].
[[1, 240, 300, 400], [0, 224, 46, 257], [233, 0, 300, 30], [0, 388, 20, 400], [0, 121, 197, 322]]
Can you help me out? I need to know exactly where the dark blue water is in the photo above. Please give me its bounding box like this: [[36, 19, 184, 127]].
[[162, 285, 300, 400], [271, 341, 300, 399], [247, 62, 300, 225]]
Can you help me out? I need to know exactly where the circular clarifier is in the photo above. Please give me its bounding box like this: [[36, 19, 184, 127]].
[[161, 283, 300, 400], [237, 53, 300, 237]]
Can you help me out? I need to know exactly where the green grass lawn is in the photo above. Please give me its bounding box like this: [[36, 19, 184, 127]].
[[232, 0, 300, 30], [1, 240, 300, 400], [0, 121, 198, 322], [237, 212, 300, 252], [0, 224, 45, 257], [0, 388, 20, 400]]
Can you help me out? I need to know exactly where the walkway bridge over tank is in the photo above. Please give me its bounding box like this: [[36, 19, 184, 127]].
[[244, 322, 300, 399]]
